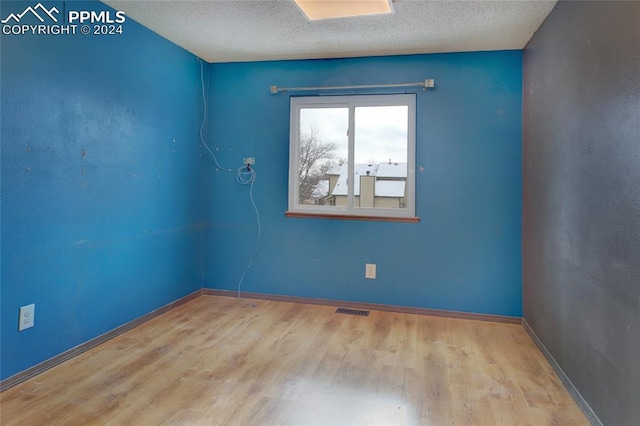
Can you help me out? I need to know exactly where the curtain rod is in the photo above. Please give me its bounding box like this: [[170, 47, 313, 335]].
[[269, 79, 435, 94]]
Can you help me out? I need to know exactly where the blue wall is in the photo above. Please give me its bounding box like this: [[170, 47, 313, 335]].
[[1, 2, 523, 380], [204, 52, 522, 317], [0, 1, 205, 379]]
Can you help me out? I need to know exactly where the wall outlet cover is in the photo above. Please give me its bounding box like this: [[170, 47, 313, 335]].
[[18, 304, 35, 331], [365, 263, 377, 279]]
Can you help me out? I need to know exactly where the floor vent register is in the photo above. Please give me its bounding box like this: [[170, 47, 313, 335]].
[[335, 308, 370, 316]]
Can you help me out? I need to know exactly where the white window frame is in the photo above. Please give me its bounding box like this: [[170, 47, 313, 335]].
[[288, 94, 416, 220]]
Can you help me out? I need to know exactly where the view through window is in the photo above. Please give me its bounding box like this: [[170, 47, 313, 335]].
[[289, 94, 416, 219]]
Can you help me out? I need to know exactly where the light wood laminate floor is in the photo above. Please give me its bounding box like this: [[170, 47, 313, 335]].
[[1, 295, 588, 425]]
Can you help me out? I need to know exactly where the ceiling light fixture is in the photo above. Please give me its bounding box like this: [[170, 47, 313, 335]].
[[294, 0, 395, 21]]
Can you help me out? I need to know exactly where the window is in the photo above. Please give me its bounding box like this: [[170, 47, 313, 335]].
[[287, 94, 416, 221]]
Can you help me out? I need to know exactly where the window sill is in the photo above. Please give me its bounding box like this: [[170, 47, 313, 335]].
[[284, 211, 420, 223]]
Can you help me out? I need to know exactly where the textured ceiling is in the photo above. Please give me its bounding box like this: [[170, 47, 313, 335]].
[[102, 0, 557, 63]]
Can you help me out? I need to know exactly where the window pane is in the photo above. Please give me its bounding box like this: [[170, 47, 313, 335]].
[[289, 94, 415, 218], [298, 108, 348, 206], [353, 106, 408, 209]]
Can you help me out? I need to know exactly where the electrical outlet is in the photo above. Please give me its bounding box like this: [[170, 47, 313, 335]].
[[243, 157, 255, 165], [18, 304, 35, 331], [365, 263, 377, 279]]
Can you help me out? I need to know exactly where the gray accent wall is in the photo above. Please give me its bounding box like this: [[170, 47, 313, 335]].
[[523, 1, 640, 425]]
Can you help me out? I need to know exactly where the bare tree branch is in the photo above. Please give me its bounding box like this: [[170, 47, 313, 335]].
[[298, 124, 338, 203]]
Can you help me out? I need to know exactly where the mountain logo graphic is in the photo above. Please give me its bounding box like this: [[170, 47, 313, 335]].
[[1, 3, 59, 24]]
